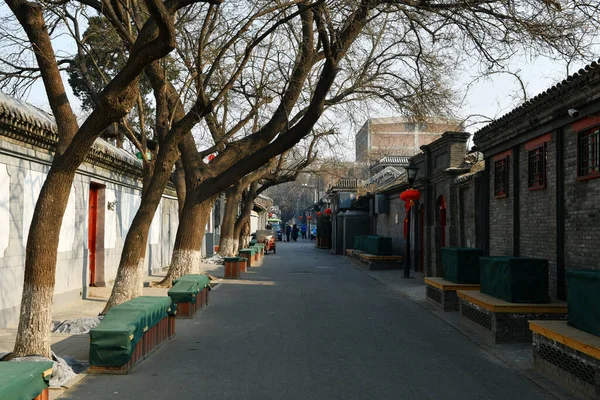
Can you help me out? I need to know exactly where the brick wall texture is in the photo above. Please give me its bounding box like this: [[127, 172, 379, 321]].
[[489, 154, 514, 256], [519, 140, 558, 298], [563, 127, 600, 271], [485, 125, 600, 299]]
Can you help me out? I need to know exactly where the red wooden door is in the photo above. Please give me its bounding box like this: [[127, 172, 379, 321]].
[[420, 206, 425, 273], [88, 186, 98, 286], [439, 197, 447, 248]]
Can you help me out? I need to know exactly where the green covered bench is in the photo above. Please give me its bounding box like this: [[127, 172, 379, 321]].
[[0, 361, 53, 400], [89, 296, 175, 373], [224, 257, 245, 278], [443, 247, 484, 284], [239, 248, 256, 267], [168, 274, 211, 318], [480, 257, 549, 303]]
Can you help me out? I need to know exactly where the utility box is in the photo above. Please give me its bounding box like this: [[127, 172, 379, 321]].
[[342, 211, 371, 253], [205, 233, 214, 257]]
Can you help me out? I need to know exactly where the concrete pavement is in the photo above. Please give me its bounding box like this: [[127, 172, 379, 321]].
[[60, 240, 572, 400]]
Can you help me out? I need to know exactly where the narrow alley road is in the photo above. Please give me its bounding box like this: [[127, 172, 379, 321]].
[[63, 241, 555, 400]]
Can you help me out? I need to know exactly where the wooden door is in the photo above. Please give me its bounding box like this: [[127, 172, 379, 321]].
[[88, 186, 98, 286]]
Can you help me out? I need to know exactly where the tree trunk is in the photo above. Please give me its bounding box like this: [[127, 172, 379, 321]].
[[160, 195, 215, 285], [103, 143, 181, 311], [13, 169, 75, 358], [218, 185, 242, 257], [234, 182, 259, 252]]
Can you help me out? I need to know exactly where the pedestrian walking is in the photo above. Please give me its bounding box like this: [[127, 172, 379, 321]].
[[285, 224, 291, 242], [300, 224, 306, 239], [292, 224, 299, 242]]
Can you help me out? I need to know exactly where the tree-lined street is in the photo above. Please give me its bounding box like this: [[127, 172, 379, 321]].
[[63, 241, 557, 399]]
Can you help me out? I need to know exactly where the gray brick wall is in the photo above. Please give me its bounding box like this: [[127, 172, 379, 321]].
[[489, 155, 514, 256], [375, 195, 405, 255], [519, 140, 558, 298], [563, 127, 600, 272], [459, 182, 478, 248]]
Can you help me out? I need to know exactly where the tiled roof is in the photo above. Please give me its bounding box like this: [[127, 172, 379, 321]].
[[475, 59, 600, 141], [0, 91, 141, 169], [378, 156, 410, 165], [328, 178, 358, 191]]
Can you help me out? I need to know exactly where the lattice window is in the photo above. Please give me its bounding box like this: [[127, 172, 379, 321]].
[[461, 301, 492, 330], [426, 286, 442, 304], [494, 157, 508, 198], [528, 145, 546, 189], [537, 342, 596, 385], [578, 126, 600, 178]]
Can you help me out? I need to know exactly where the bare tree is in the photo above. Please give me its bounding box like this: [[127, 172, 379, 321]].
[[1, 0, 221, 359]]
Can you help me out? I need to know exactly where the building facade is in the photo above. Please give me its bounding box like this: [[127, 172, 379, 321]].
[[474, 62, 600, 300], [355, 117, 462, 179], [0, 92, 179, 328]]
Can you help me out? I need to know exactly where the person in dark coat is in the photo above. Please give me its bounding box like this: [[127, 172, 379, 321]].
[[292, 224, 299, 241], [285, 224, 292, 242]]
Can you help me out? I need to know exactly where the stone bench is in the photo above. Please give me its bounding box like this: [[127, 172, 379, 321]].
[[89, 296, 176, 374], [239, 248, 256, 268], [168, 274, 211, 318], [457, 290, 567, 344], [424, 277, 480, 312], [346, 249, 403, 270], [0, 361, 53, 400], [224, 257, 247, 278], [530, 320, 600, 399]]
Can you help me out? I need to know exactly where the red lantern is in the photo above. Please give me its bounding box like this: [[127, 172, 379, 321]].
[[316, 211, 323, 217], [400, 188, 421, 208], [307, 216, 312, 221], [299, 215, 303, 220], [324, 208, 332, 215], [268, 212, 273, 218]]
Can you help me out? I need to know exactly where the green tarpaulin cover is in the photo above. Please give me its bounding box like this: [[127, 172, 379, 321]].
[[442, 248, 484, 284], [0, 361, 52, 400], [480, 257, 549, 303], [89, 296, 173, 367], [353, 235, 392, 255], [249, 239, 258, 246], [224, 257, 245, 262], [567, 270, 600, 336], [168, 274, 210, 304], [240, 248, 256, 256]]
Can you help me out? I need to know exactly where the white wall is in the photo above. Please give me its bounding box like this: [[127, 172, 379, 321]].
[[0, 140, 179, 328]]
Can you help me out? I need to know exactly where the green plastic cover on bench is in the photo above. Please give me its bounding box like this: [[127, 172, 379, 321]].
[[224, 257, 245, 262], [442, 248, 484, 284], [480, 257, 549, 303], [168, 274, 210, 304], [0, 361, 53, 400], [240, 248, 256, 256], [567, 270, 600, 336], [89, 296, 173, 367]]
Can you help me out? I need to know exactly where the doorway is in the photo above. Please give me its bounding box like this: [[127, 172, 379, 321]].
[[88, 183, 105, 287]]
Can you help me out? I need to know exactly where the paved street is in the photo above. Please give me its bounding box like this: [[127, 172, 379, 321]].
[[63, 241, 556, 400]]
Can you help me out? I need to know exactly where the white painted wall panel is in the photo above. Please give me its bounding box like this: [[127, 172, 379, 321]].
[[23, 170, 47, 246], [58, 186, 76, 252], [149, 202, 162, 245], [120, 191, 141, 237], [0, 164, 10, 255], [105, 188, 117, 248]]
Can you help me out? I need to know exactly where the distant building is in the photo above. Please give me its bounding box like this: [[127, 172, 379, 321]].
[[355, 117, 463, 179]]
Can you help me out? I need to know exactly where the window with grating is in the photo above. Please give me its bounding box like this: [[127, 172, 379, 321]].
[[528, 145, 546, 189], [578, 126, 600, 178], [494, 157, 509, 198]]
